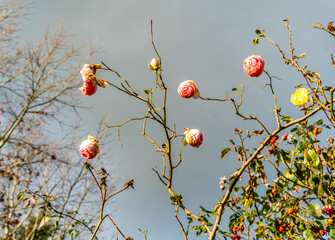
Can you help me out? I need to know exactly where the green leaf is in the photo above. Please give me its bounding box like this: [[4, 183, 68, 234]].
[[253, 38, 259, 46], [232, 88, 237, 91], [330, 227, 335, 240], [16, 192, 22, 200], [307, 131, 314, 139], [244, 199, 253, 209], [285, 169, 294, 179], [303, 229, 316, 240], [316, 119, 323, 125], [281, 116, 293, 123], [229, 139, 235, 145], [221, 147, 231, 160], [308, 150, 320, 168], [306, 203, 322, 218], [255, 29, 262, 35]]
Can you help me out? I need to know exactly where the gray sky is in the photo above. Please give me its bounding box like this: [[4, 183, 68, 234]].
[[23, 0, 335, 239]]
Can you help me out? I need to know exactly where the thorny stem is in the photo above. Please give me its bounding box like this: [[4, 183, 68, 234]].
[[150, 20, 174, 188], [172, 141, 183, 169], [86, 162, 133, 239], [199, 96, 271, 135], [263, 71, 282, 129], [105, 179, 134, 202], [175, 214, 188, 240], [89, 184, 106, 240], [312, 22, 335, 37], [330, 87, 335, 121], [263, 70, 280, 111], [101, 61, 165, 124], [142, 111, 162, 151], [96, 114, 112, 142], [107, 215, 126, 239], [151, 20, 161, 67], [86, 164, 107, 240]]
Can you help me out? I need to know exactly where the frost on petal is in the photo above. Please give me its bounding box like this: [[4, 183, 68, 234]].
[[148, 58, 160, 70], [79, 136, 99, 159], [80, 64, 94, 80], [184, 128, 203, 148]]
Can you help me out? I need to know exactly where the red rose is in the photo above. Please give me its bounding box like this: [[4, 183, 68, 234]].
[[243, 55, 265, 77], [80, 79, 98, 96]]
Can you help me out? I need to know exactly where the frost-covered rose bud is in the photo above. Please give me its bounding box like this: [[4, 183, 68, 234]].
[[80, 64, 101, 83], [243, 55, 265, 77], [148, 58, 160, 71], [79, 79, 98, 96], [290, 88, 308, 106], [323, 204, 335, 216], [79, 135, 99, 159], [178, 80, 200, 99], [80, 64, 94, 80], [183, 128, 203, 148]]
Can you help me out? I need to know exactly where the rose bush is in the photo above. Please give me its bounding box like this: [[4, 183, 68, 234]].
[[75, 19, 335, 240]]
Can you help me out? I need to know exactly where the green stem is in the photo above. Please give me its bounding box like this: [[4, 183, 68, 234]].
[[90, 185, 106, 240], [90, 218, 102, 240]]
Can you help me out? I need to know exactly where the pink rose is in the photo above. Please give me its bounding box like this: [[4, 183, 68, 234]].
[[243, 55, 265, 77], [80, 79, 98, 96], [148, 58, 160, 71], [178, 80, 200, 99], [183, 128, 203, 148], [79, 135, 99, 159]]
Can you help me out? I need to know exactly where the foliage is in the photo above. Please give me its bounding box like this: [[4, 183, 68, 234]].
[[78, 18, 335, 240]]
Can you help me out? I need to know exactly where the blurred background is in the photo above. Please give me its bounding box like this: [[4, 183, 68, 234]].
[[21, 0, 335, 239]]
